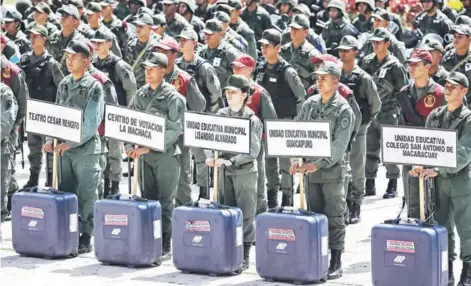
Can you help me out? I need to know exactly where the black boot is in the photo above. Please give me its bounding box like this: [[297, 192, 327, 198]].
[[110, 181, 120, 195], [344, 200, 350, 226], [349, 202, 361, 224], [78, 233, 92, 254], [328, 250, 343, 280], [281, 193, 293, 207], [458, 262, 471, 286], [45, 172, 53, 187], [198, 186, 209, 200], [103, 178, 111, 198], [241, 242, 252, 271], [22, 173, 39, 189], [267, 190, 278, 209], [365, 179, 376, 196], [383, 179, 398, 199], [123, 167, 134, 177], [161, 233, 172, 261], [450, 260, 455, 286], [5, 194, 13, 221]]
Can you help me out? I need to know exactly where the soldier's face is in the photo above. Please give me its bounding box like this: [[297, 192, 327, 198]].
[[290, 27, 307, 42], [373, 18, 388, 29], [420, 0, 433, 11], [260, 43, 278, 59], [2, 21, 16, 34], [225, 89, 247, 108], [66, 53, 87, 73], [444, 82, 467, 104], [357, 3, 367, 13], [92, 41, 111, 56], [87, 13, 101, 25], [179, 37, 196, 52], [230, 10, 240, 22], [338, 48, 357, 62], [375, 0, 385, 8], [145, 66, 166, 84], [316, 74, 338, 94], [328, 8, 340, 20], [34, 11, 49, 23], [453, 33, 471, 50], [407, 61, 429, 80], [204, 32, 221, 47], [178, 3, 188, 15], [29, 33, 46, 49], [101, 5, 113, 17], [463, 0, 470, 8], [135, 24, 152, 39], [232, 65, 252, 79], [163, 3, 178, 16], [372, 40, 389, 54], [60, 13, 77, 29], [279, 3, 290, 14], [157, 48, 177, 67]]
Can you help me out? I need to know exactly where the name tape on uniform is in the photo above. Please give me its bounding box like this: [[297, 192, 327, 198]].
[[183, 111, 251, 154], [265, 120, 332, 158], [26, 99, 83, 143], [104, 104, 166, 152], [381, 125, 457, 168]]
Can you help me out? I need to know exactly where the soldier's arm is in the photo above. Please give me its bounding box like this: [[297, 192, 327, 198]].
[[296, 98, 312, 120], [230, 117, 263, 165], [164, 94, 185, 151], [360, 72, 381, 120], [392, 63, 409, 92], [393, 41, 407, 64], [104, 80, 119, 104], [1, 89, 18, 141], [11, 71, 28, 127], [186, 77, 206, 112], [111, 35, 123, 58], [66, 82, 104, 148], [260, 89, 278, 120], [115, 60, 137, 106], [201, 63, 222, 113], [49, 59, 65, 86], [310, 108, 355, 169], [284, 67, 306, 115], [245, 29, 258, 63]]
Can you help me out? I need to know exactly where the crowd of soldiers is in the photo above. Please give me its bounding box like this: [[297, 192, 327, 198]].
[[1, 0, 471, 283]]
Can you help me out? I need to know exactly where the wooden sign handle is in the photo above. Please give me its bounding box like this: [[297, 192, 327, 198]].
[[298, 158, 305, 209], [52, 139, 58, 189], [418, 167, 425, 220], [212, 151, 219, 202], [132, 156, 140, 196]]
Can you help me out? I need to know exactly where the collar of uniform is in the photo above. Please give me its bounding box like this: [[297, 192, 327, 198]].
[[228, 106, 246, 117], [447, 104, 465, 119], [412, 77, 436, 94], [210, 40, 226, 51], [375, 53, 391, 65], [144, 82, 164, 97], [322, 91, 342, 107], [290, 40, 307, 52], [60, 29, 76, 41], [165, 67, 179, 82]]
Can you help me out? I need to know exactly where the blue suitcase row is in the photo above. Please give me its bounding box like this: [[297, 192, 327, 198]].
[[11, 188, 449, 285]]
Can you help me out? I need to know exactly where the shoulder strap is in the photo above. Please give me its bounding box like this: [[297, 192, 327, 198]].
[[450, 52, 471, 73], [450, 110, 471, 129], [132, 40, 153, 70]]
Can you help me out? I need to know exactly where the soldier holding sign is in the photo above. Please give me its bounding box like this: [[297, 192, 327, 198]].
[[126, 52, 185, 261], [290, 62, 355, 280], [205, 75, 263, 271], [410, 72, 471, 285], [43, 40, 105, 254], [396, 49, 445, 219], [1, 83, 18, 223]]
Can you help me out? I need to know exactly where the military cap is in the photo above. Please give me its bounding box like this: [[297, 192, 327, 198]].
[[63, 40, 90, 57], [85, 2, 102, 14], [91, 29, 114, 42], [372, 8, 391, 21], [315, 61, 342, 77], [177, 27, 198, 40], [179, 0, 197, 13], [327, 0, 346, 15], [258, 29, 281, 46], [370, 27, 390, 41], [215, 11, 231, 23], [356, 0, 375, 9], [3, 9, 23, 22], [203, 19, 224, 34], [154, 38, 180, 52], [422, 38, 444, 54], [231, 54, 255, 69], [100, 0, 117, 6], [290, 14, 310, 29], [224, 74, 250, 91], [138, 6, 153, 16], [33, 2, 52, 14], [163, 0, 179, 4], [451, 24, 471, 37], [228, 0, 243, 9], [455, 15, 471, 26], [57, 4, 80, 19], [133, 13, 153, 26], [142, 52, 168, 68], [69, 0, 84, 8], [406, 48, 432, 63], [152, 14, 166, 27], [216, 3, 234, 15], [129, 0, 146, 5], [292, 3, 311, 16], [28, 24, 48, 37], [336, 35, 359, 50], [446, 72, 469, 88]]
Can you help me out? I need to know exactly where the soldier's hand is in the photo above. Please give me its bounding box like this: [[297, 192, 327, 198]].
[[409, 166, 423, 177], [215, 158, 232, 167], [289, 163, 300, 175], [300, 163, 317, 174], [419, 169, 438, 179], [127, 147, 150, 158], [54, 143, 70, 155], [205, 158, 215, 167], [43, 141, 54, 153]]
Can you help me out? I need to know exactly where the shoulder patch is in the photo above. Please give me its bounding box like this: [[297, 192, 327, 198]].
[[291, 69, 301, 86], [341, 115, 350, 129]]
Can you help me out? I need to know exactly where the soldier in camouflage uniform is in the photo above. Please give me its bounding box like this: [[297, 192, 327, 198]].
[[26, 2, 58, 37], [179, 0, 205, 43], [3, 9, 30, 54], [361, 27, 409, 199], [322, 0, 359, 57], [69, 0, 95, 39], [240, 0, 272, 42], [214, 11, 248, 53], [47, 4, 87, 75], [100, 0, 129, 57], [114, 0, 132, 20], [422, 38, 449, 86], [414, 0, 454, 44], [352, 0, 375, 34], [0, 83, 18, 223], [274, 0, 297, 31], [280, 14, 320, 90], [163, 0, 192, 38]]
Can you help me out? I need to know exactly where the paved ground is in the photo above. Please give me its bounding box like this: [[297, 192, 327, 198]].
[[0, 143, 460, 285]]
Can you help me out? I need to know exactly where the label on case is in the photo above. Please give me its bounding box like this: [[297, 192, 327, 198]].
[[442, 251, 448, 272], [185, 220, 210, 232], [69, 213, 78, 233], [153, 220, 161, 239], [236, 226, 243, 247], [386, 240, 415, 253], [104, 214, 128, 226], [321, 236, 328, 256], [21, 206, 44, 219], [268, 228, 296, 241]]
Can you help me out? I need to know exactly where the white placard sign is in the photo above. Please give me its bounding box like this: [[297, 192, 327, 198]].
[[265, 120, 332, 158], [183, 111, 251, 154], [381, 125, 457, 168], [26, 99, 83, 143], [105, 104, 166, 152]]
